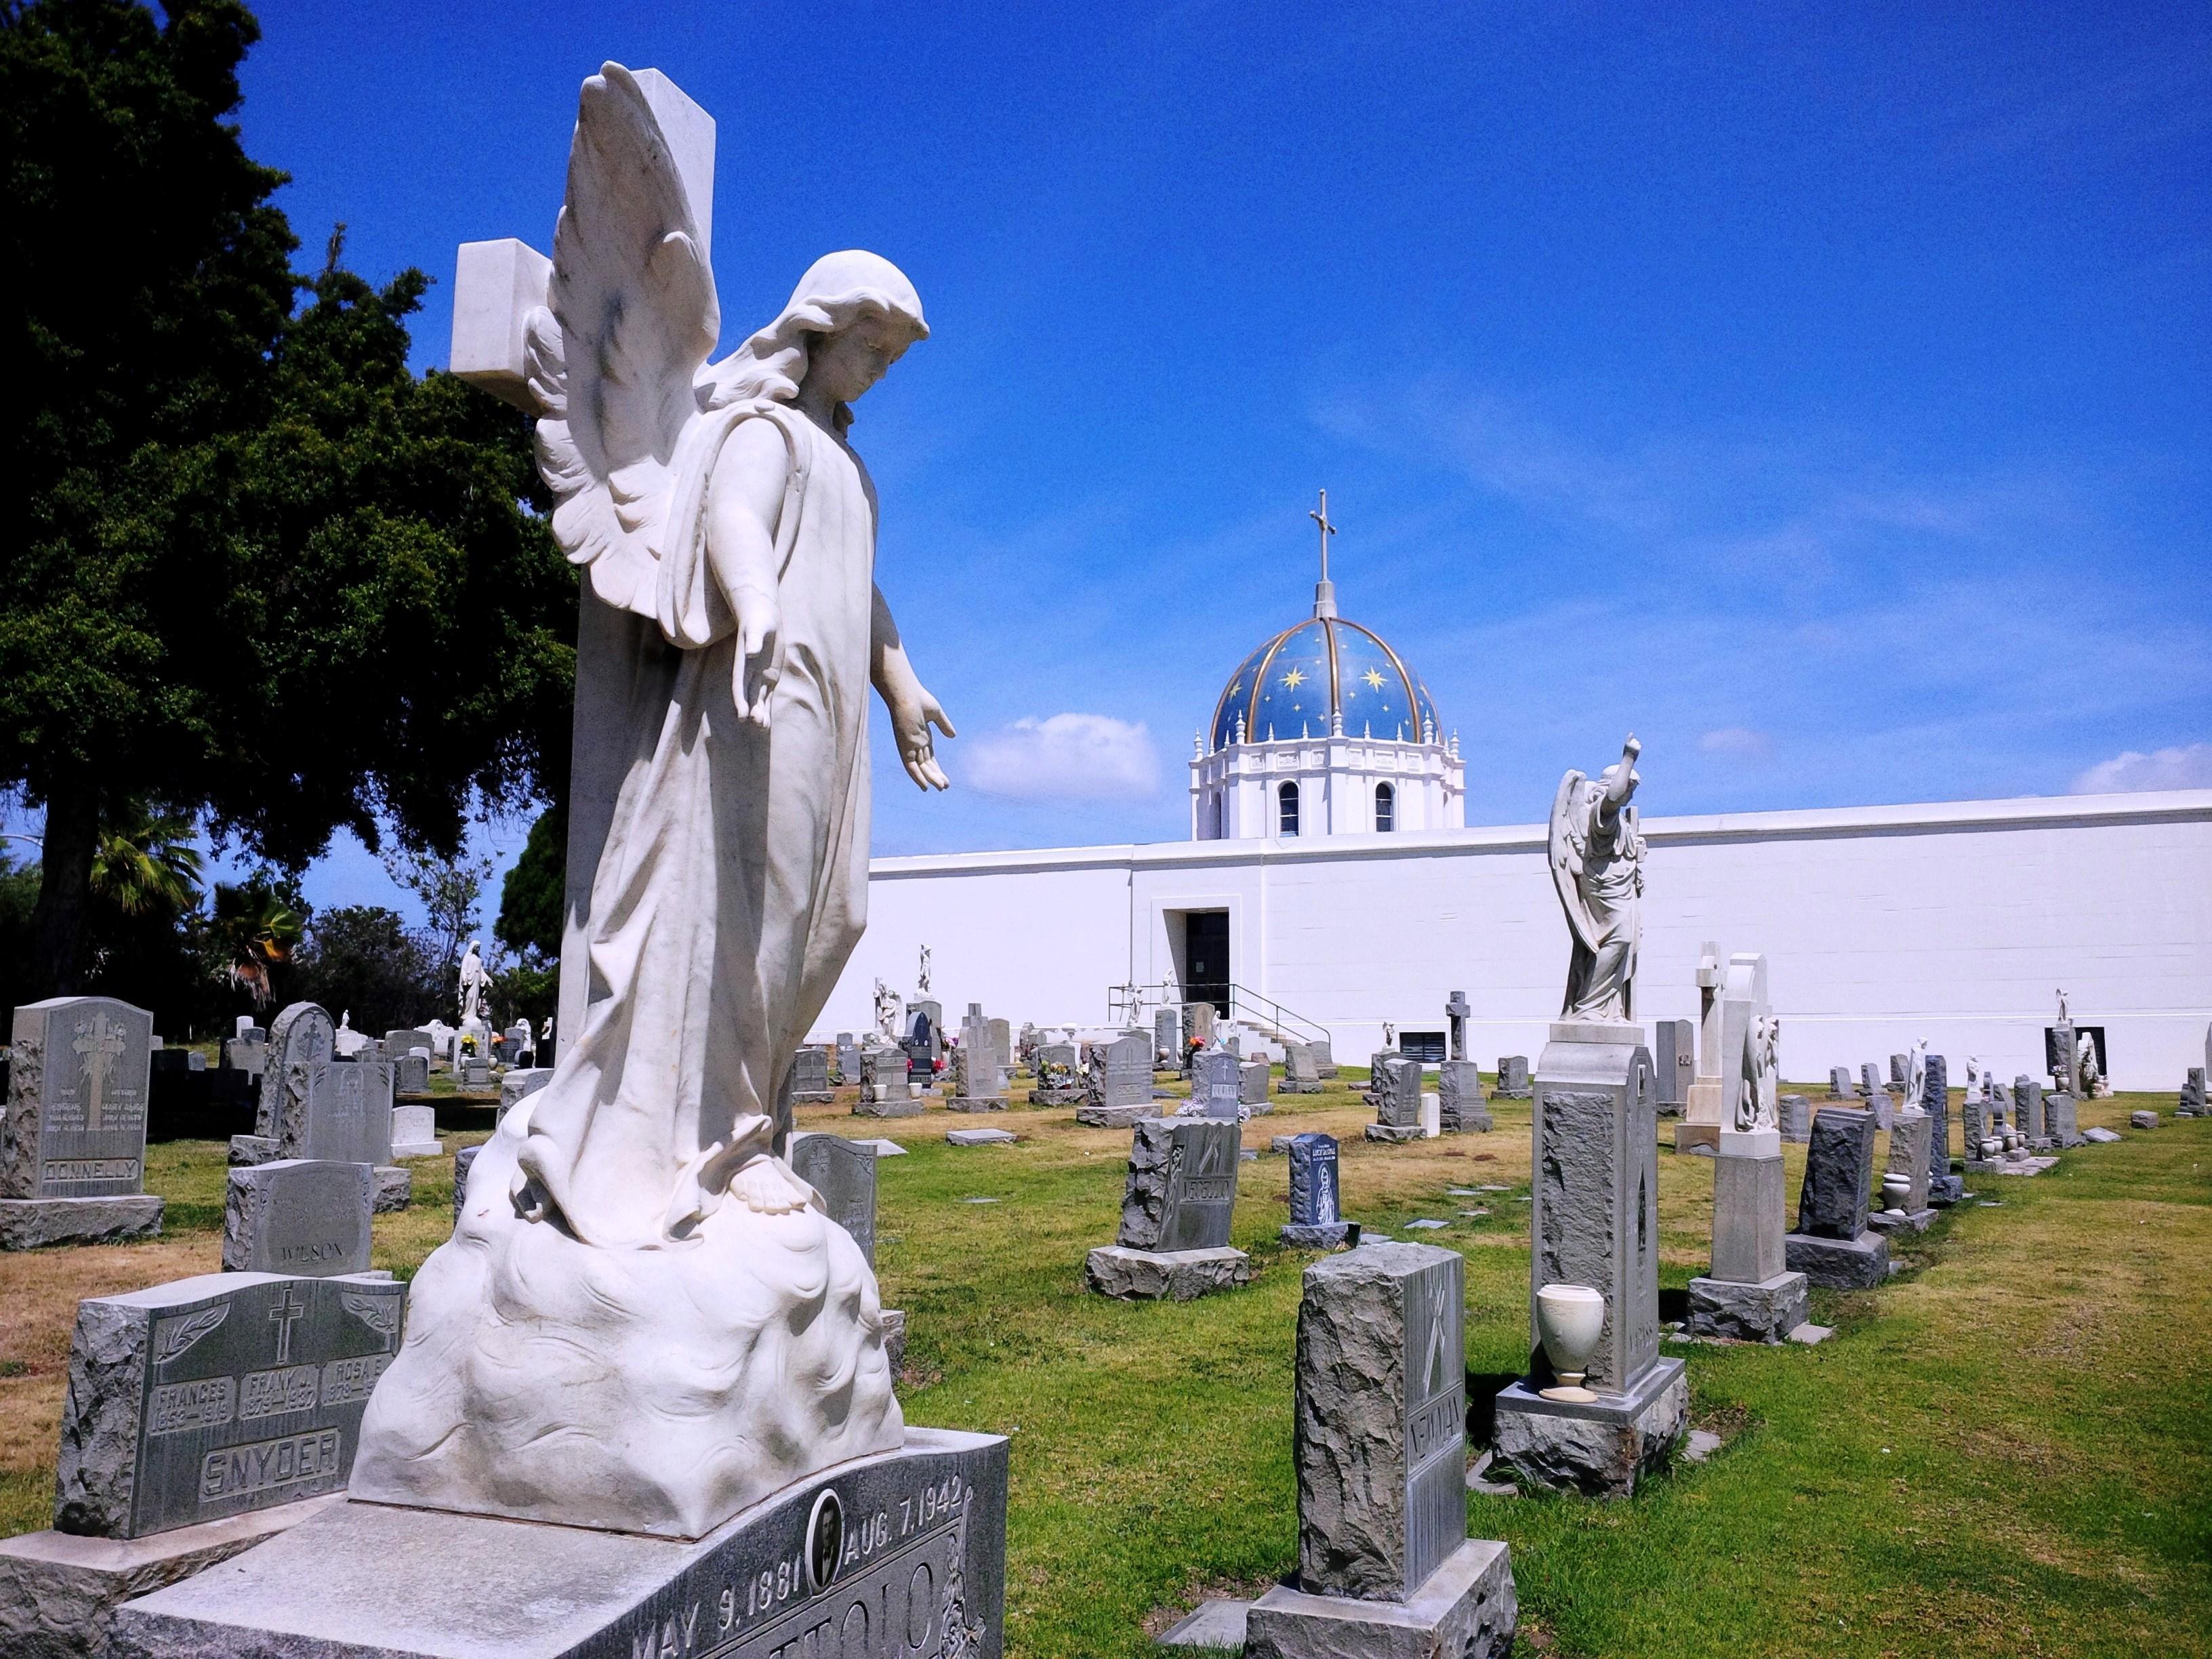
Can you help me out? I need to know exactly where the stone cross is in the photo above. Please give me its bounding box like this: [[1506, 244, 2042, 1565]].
[[72, 1009, 127, 1132], [268, 1285, 307, 1365], [1445, 991, 1471, 1061]]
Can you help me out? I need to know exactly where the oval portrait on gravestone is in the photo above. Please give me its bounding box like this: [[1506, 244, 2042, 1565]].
[[806, 1488, 844, 1593]]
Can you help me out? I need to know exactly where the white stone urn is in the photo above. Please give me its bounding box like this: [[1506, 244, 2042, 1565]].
[[1881, 1172, 1911, 1214], [1534, 1282, 1606, 1404]]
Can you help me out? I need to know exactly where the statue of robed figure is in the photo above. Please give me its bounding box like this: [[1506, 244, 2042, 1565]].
[[353, 64, 954, 1539], [1547, 735, 1646, 1022]]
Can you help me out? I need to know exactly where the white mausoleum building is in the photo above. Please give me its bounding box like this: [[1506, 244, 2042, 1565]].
[[819, 505, 2212, 1091]]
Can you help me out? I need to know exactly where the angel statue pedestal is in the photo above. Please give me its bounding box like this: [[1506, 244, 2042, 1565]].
[[111, 62, 1006, 1659], [1492, 740, 1686, 1498]]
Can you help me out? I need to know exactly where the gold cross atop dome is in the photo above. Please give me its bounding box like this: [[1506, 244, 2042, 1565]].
[[1309, 489, 1338, 619]]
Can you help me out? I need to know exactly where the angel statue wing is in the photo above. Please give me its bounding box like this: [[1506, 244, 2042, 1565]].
[[1547, 769, 1601, 951], [525, 62, 720, 619]]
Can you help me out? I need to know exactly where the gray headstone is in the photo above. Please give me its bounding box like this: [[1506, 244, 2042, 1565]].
[[223, 1033, 267, 1080], [1287, 1133, 1342, 1227], [52, 1271, 406, 1539], [383, 1029, 433, 1059], [1311, 1038, 1338, 1079], [1154, 1008, 1181, 1065], [3, 996, 155, 1199], [1285, 1043, 1321, 1086], [2177, 1067, 2205, 1115], [1889, 1052, 1909, 1085], [1778, 1092, 1811, 1143], [1090, 1032, 1154, 1110], [1884, 1112, 1932, 1213], [1437, 1060, 1489, 1131], [2044, 1021, 2076, 1083], [1796, 1108, 1876, 1241], [1921, 1054, 1953, 1191], [1864, 1086, 1893, 1131], [1239, 1058, 1271, 1105], [1367, 1055, 1422, 1128], [787, 1047, 834, 1099], [1652, 1019, 1694, 1108], [394, 1050, 430, 1094], [222, 1160, 373, 1277], [1183, 1002, 1216, 1052], [952, 1043, 1006, 1102], [987, 1017, 1012, 1077], [1117, 1117, 1240, 1251], [1292, 1243, 1465, 1600], [1828, 1066, 1854, 1098], [304, 1059, 395, 1166], [1033, 1041, 1081, 1094], [2013, 1076, 2047, 1139], [835, 1034, 862, 1084], [859, 1047, 911, 1104], [1192, 1049, 1242, 1118], [497, 1067, 553, 1124], [1496, 1055, 1530, 1097], [2046, 1092, 2081, 1147], [452, 1144, 481, 1226], [1858, 1062, 1881, 1097], [256, 1004, 336, 1141], [788, 1134, 876, 1267]]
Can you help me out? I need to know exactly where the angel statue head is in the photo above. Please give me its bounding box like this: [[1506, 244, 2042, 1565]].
[[702, 251, 928, 432]]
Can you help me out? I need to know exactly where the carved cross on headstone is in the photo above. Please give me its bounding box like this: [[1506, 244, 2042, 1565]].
[[268, 1286, 306, 1365], [73, 1009, 126, 1132]]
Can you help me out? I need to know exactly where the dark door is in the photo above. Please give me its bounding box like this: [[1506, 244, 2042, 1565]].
[[1184, 912, 1230, 1017]]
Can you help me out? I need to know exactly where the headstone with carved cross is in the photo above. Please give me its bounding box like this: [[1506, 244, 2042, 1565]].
[[49, 1270, 406, 1539], [1, 997, 163, 1249]]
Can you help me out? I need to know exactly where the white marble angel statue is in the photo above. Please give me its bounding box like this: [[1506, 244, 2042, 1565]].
[[1734, 1012, 1780, 1132], [1547, 735, 1646, 1021], [455, 938, 488, 1025], [918, 942, 933, 995], [2076, 1031, 2106, 1098], [874, 977, 902, 1040], [354, 63, 950, 1538], [1903, 1038, 1928, 1115]]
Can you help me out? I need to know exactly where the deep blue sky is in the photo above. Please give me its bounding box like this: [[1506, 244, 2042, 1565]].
[[178, 1, 2212, 920]]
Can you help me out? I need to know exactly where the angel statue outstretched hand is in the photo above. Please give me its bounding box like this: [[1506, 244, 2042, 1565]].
[[1547, 734, 1646, 1021], [471, 65, 955, 1248]]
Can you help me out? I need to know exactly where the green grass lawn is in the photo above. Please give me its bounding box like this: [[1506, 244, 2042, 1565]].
[[2, 1078, 2207, 1658]]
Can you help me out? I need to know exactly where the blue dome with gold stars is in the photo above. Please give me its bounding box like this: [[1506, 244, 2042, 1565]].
[[1209, 614, 1440, 751]]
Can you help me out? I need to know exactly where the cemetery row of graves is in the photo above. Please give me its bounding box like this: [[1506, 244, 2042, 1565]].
[[0, 982, 2205, 1657]]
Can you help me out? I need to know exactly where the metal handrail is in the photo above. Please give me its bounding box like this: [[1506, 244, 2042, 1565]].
[[1110, 981, 1330, 1047]]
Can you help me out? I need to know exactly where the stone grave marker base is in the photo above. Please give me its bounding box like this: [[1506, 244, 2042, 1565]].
[[1783, 1229, 1890, 1288], [1968, 1154, 2059, 1176], [0, 1494, 341, 1659], [371, 1167, 411, 1212], [0, 1195, 163, 1252], [1244, 1538, 1517, 1659], [1866, 1206, 1936, 1235], [1672, 1122, 1719, 1158], [852, 1096, 922, 1118], [943, 1097, 1007, 1113], [1684, 1272, 1809, 1343], [1073, 1102, 1151, 1129], [1364, 1123, 1422, 1144], [787, 1090, 836, 1107], [1279, 1221, 1355, 1249], [1083, 1244, 1249, 1301], [1278, 1079, 1324, 1095], [1491, 1357, 1687, 1498], [108, 1429, 1008, 1659], [1027, 1086, 1085, 1106], [1929, 1173, 1965, 1205]]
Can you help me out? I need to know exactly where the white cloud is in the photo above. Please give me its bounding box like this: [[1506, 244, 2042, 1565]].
[[1699, 726, 1773, 759], [960, 714, 1161, 802], [2068, 743, 2212, 796]]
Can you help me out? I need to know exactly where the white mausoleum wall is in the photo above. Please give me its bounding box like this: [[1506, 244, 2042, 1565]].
[[821, 791, 2212, 1090]]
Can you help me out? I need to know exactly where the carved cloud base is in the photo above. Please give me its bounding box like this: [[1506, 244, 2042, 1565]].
[[348, 1126, 903, 1541]]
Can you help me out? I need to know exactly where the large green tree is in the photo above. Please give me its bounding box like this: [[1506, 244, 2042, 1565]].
[[0, 0, 575, 995]]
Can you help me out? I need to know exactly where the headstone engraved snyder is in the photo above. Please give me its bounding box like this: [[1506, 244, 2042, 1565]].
[[111, 1430, 1009, 1659], [789, 1134, 876, 1268], [3, 996, 155, 1198], [54, 1271, 405, 1538]]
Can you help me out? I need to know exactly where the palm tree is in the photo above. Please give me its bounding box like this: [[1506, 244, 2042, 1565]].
[[209, 883, 304, 1008], [90, 805, 204, 918]]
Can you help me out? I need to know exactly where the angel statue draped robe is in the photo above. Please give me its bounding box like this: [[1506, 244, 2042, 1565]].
[[1547, 735, 1647, 1023], [352, 64, 949, 1540]]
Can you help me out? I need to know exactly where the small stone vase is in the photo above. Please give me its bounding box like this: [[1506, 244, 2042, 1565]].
[[1534, 1282, 1606, 1404], [1881, 1172, 1911, 1215]]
